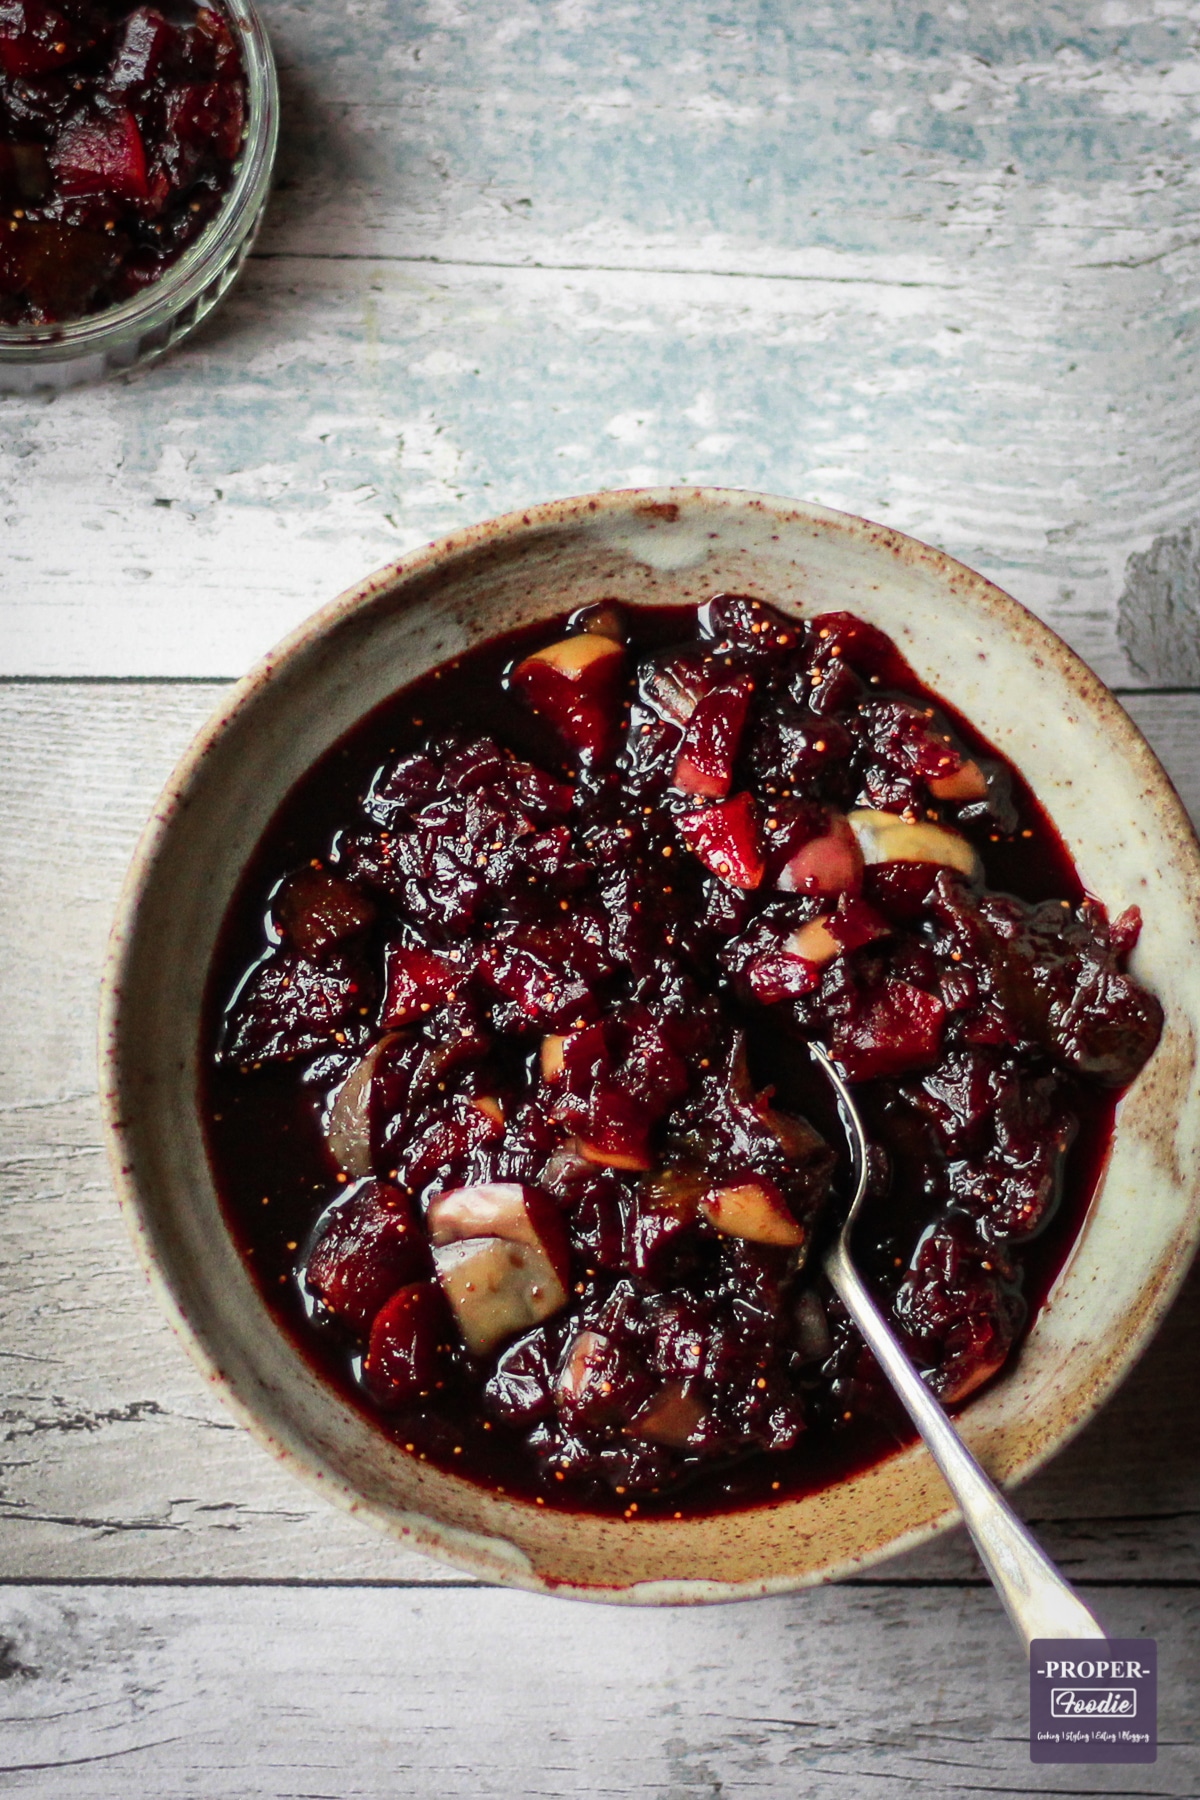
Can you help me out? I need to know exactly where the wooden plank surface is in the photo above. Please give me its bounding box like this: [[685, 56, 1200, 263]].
[[0, 682, 1197, 1586], [0, 1584, 1196, 1798], [2, 1, 1200, 680]]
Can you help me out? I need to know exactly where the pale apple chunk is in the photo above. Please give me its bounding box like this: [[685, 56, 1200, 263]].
[[539, 1034, 566, 1082], [425, 1183, 569, 1280], [432, 1237, 568, 1357], [700, 1178, 806, 1247], [928, 758, 988, 802], [523, 634, 624, 678], [325, 1034, 401, 1177], [629, 1381, 707, 1448], [783, 916, 840, 967], [847, 809, 982, 881], [578, 1138, 653, 1172]]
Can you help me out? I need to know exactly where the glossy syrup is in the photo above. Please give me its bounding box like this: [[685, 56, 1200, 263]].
[[202, 606, 1116, 1518]]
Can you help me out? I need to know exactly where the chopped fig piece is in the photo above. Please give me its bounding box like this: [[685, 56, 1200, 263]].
[[929, 758, 988, 803], [700, 1177, 806, 1247], [326, 1034, 403, 1176], [847, 809, 982, 882], [784, 916, 840, 968], [275, 868, 375, 958], [540, 1034, 566, 1081], [305, 1182, 427, 1335], [778, 813, 863, 898], [221, 951, 366, 1065], [677, 792, 765, 889], [510, 633, 625, 762], [672, 675, 754, 798], [426, 1183, 569, 1284], [362, 1282, 452, 1408], [433, 1236, 568, 1356], [629, 1380, 706, 1448]]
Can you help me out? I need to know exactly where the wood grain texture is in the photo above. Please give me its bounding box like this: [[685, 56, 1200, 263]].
[[3, 1, 1200, 679], [0, 682, 1198, 1585], [0, 1584, 1195, 1798]]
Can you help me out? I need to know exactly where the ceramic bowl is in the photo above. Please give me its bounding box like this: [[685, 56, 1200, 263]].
[[100, 487, 1200, 1601]]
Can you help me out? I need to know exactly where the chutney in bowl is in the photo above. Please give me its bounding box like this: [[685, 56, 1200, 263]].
[[101, 487, 1200, 1598]]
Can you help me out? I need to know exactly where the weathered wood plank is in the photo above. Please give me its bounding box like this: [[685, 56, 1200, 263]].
[[0, 1583, 1195, 1799], [1, 682, 1198, 1582], [2, 2, 1200, 680]]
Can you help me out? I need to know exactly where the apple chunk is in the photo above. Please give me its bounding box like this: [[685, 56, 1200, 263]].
[[433, 1237, 569, 1356], [325, 1034, 403, 1176], [510, 632, 625, 762], [700, 1177, 806, 1247], [426, 1182, 569, 1276], [847, 809, 982, 881], [928, 758, 988, 802]]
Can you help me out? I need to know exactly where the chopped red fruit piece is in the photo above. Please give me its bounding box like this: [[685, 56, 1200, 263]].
[[510, 632, 625, 762], [825, 893, 890, 953], [382, 943, 467, 1024], [362, 1282, 452, 1408], [677, 792, 765, 889], [672, 675, 754, 798], [700, 1177, 806, 1247], [51, 105, 150, 201], [744, 949, 823, 1004], [107, 6, 175, 91], [1109, 904, 1143, 964], [0, 0, 95, 75], [305, 1182, 429, 1336], [0, 219, 121, 321], [831, 980, 946, 1082]]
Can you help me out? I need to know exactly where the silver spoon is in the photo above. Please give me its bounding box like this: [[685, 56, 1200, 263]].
[[809, 1040, 1106, 1652]]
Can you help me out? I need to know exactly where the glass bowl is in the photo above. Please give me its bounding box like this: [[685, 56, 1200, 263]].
[[0, 0, 279, 394]]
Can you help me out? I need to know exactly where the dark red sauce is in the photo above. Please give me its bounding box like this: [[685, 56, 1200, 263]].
[[0, 0, 246, 324], [202, 598, 1159, 1519]]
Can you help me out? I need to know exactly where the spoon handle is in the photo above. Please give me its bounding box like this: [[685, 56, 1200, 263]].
[[824, 1237, 1107, 1652]]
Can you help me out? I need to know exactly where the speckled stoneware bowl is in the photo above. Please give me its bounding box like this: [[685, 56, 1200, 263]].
[[100, 487, 1200, 1601]]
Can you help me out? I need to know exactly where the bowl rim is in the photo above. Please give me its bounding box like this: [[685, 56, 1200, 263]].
[[0, 0, 279, 362], [99, 484, 1200, 1602]]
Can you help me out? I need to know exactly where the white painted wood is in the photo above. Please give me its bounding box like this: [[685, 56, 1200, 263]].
[[3, 2, 1200, 679], [0, 1583, 1195, 1798], [0, 683, 1198, 1584]]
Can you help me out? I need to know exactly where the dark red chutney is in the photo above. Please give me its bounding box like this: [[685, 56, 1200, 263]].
[[0, 0, 245, 324], [203, 597, 1162, 1519]]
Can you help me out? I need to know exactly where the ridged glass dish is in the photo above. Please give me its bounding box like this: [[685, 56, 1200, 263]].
[[0, 0, 278, 394]]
